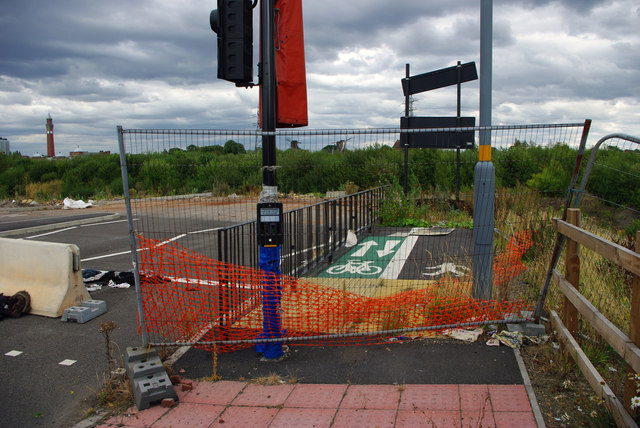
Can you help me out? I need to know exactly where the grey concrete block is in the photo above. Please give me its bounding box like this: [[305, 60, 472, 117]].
[[125, 347, 159, 378], [60, 300, 107, 323], [129, 356, 164, 380], [507, 322, 546, 336], [132, 371, 177, 410]]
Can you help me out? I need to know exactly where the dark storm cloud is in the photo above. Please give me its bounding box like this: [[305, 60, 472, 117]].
[[0, 0, 214, 82], [0, 0, 638, 155]]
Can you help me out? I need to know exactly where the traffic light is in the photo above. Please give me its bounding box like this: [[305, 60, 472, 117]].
[[210, 0, 253, 85]]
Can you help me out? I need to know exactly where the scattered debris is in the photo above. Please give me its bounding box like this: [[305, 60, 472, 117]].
[[63, 197, 94, 209], [345, 230, 357, 247], [161, 398, 175, 408], [443, 327, 484, 343], [491, 330, 523, 349], [0, 290, 31, 320], [83, 269, 134, 291]]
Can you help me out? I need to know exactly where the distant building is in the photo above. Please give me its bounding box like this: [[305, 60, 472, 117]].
[[46, 114, 55, 157], [69, 146, 111, 157], [0, 137, 9, 155]]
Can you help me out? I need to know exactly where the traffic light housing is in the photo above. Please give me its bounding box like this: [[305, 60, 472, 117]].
[[210, 0, 253, 85]]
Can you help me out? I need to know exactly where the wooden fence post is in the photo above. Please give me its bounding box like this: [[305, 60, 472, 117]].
[[563, 208, 581, 337], [624, 230, 640, 414]]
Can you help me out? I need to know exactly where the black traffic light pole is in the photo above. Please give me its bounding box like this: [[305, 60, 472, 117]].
[[256, 0, 286, 361], [210, 0, 284, 361], [260, 0, 277, 188]]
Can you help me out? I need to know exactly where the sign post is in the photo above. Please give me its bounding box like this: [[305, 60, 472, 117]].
[[400, 61, 478, 195], [472, 0, 495, 300]]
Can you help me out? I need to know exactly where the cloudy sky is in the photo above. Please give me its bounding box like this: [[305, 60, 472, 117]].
[[1, 0, 638, 156]]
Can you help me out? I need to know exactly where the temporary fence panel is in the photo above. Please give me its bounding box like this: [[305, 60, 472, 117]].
[[118, 123, 589, 352], [543, 134, 640, 338]]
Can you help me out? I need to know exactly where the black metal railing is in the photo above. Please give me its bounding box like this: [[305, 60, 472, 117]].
[[214, 186, 387, 276]]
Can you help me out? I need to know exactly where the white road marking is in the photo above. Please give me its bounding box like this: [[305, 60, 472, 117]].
[[189, 227, 222, 234], [80, 233, 186, 262], [376, 239, 401, 257], [379, 235, 419, 280], [5, 350, 23, 357], [351, 241, 377, 257], [26, 227, 77, 239], [155, 234, 187, 247], [80, 218, 136, 227], [59, 359, 77, 366], [81, 250, 133, 262]]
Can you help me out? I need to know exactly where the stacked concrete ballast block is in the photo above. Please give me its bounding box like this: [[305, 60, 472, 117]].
[[61, 300, 107, 323], [125, 346, 177, 410]]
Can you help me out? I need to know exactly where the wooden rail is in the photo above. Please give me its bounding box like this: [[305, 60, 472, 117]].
[[551, 208, 640, 428]]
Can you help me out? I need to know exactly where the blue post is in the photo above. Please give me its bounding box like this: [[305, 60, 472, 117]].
[[256, 245, 284, 359]]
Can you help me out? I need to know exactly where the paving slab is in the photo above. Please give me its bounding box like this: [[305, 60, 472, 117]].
[[102, 381, 539, 428]]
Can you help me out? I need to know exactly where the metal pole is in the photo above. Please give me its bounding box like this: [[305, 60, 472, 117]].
[[117, 126, 149, 347], [456, 61, 461, 203], [531, 119, 593, 320], [404, 63, 410, 196], [261, 0, 277, 188], [257, 0, 284, 360], [472, 0, 496, 300]]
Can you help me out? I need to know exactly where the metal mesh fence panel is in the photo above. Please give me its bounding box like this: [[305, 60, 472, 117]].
[[556, 134, 640, 337], [118, 122, 589, 351]]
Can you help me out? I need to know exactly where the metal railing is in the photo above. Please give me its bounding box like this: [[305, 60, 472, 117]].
[[213, 186, 387, 276]]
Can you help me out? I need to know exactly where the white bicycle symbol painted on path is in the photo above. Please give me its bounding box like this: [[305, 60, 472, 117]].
[[326, 260, 383, 276], [422, 263, 470, 278]]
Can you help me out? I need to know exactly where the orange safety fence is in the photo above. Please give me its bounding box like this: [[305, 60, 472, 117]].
[[137, 232, 533, 353], [493, 230, 533, 288]]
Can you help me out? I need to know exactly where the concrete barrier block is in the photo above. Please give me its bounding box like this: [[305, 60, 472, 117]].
[[0, 238, 89, 317], [132, 371, 177, 410], [125, 347, 160, 377], [507, 322, 547, 337], [61, 300, 107, 323], [129, 356, 164, 380]]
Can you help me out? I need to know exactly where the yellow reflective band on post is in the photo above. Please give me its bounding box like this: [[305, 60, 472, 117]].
[[478, 145, 491, 162]]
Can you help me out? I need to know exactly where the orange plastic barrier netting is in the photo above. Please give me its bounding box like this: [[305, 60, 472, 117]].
[[137, 233, 533, 353], [493, 230, 533, 288]]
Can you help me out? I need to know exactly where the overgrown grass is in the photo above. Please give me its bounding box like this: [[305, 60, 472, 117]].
[[3, 142, 638, 210]]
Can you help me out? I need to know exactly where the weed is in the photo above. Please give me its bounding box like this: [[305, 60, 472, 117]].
[[95, 321, 134, 413], [251, 373, 296, 385], [98, 321, 118, 376], [342, 180, 359, 195], [381, 309, 406, 331]]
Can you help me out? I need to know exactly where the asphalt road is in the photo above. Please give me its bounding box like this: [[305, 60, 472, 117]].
[[0, 207, 526, 427], [1, 209, 140, 427]]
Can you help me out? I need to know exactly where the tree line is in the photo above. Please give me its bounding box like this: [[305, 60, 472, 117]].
[[0, 140, 638, 210]]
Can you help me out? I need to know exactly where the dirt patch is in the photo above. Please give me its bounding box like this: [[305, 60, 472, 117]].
[[520, 326, 636, 427]]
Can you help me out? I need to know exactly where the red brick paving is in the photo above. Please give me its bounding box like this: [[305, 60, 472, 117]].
[[97, 381, 538, 427]]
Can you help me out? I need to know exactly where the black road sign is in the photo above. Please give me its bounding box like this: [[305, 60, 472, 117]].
[[400, 116, 475, 149], [402, 62, 478, 96]]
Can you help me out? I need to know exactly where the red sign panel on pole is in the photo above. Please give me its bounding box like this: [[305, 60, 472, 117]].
[[273, 0, 308, 127]]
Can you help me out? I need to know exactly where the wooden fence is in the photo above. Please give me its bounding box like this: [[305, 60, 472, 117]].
[[551, 208, 640, 427]]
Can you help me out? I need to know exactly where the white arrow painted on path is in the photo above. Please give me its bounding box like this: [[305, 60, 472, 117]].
[[351, 241, 377, 257], [377, 240, 401, 257]]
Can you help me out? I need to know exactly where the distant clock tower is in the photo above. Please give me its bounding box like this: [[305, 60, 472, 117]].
[[46, 114, 55, 157]]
